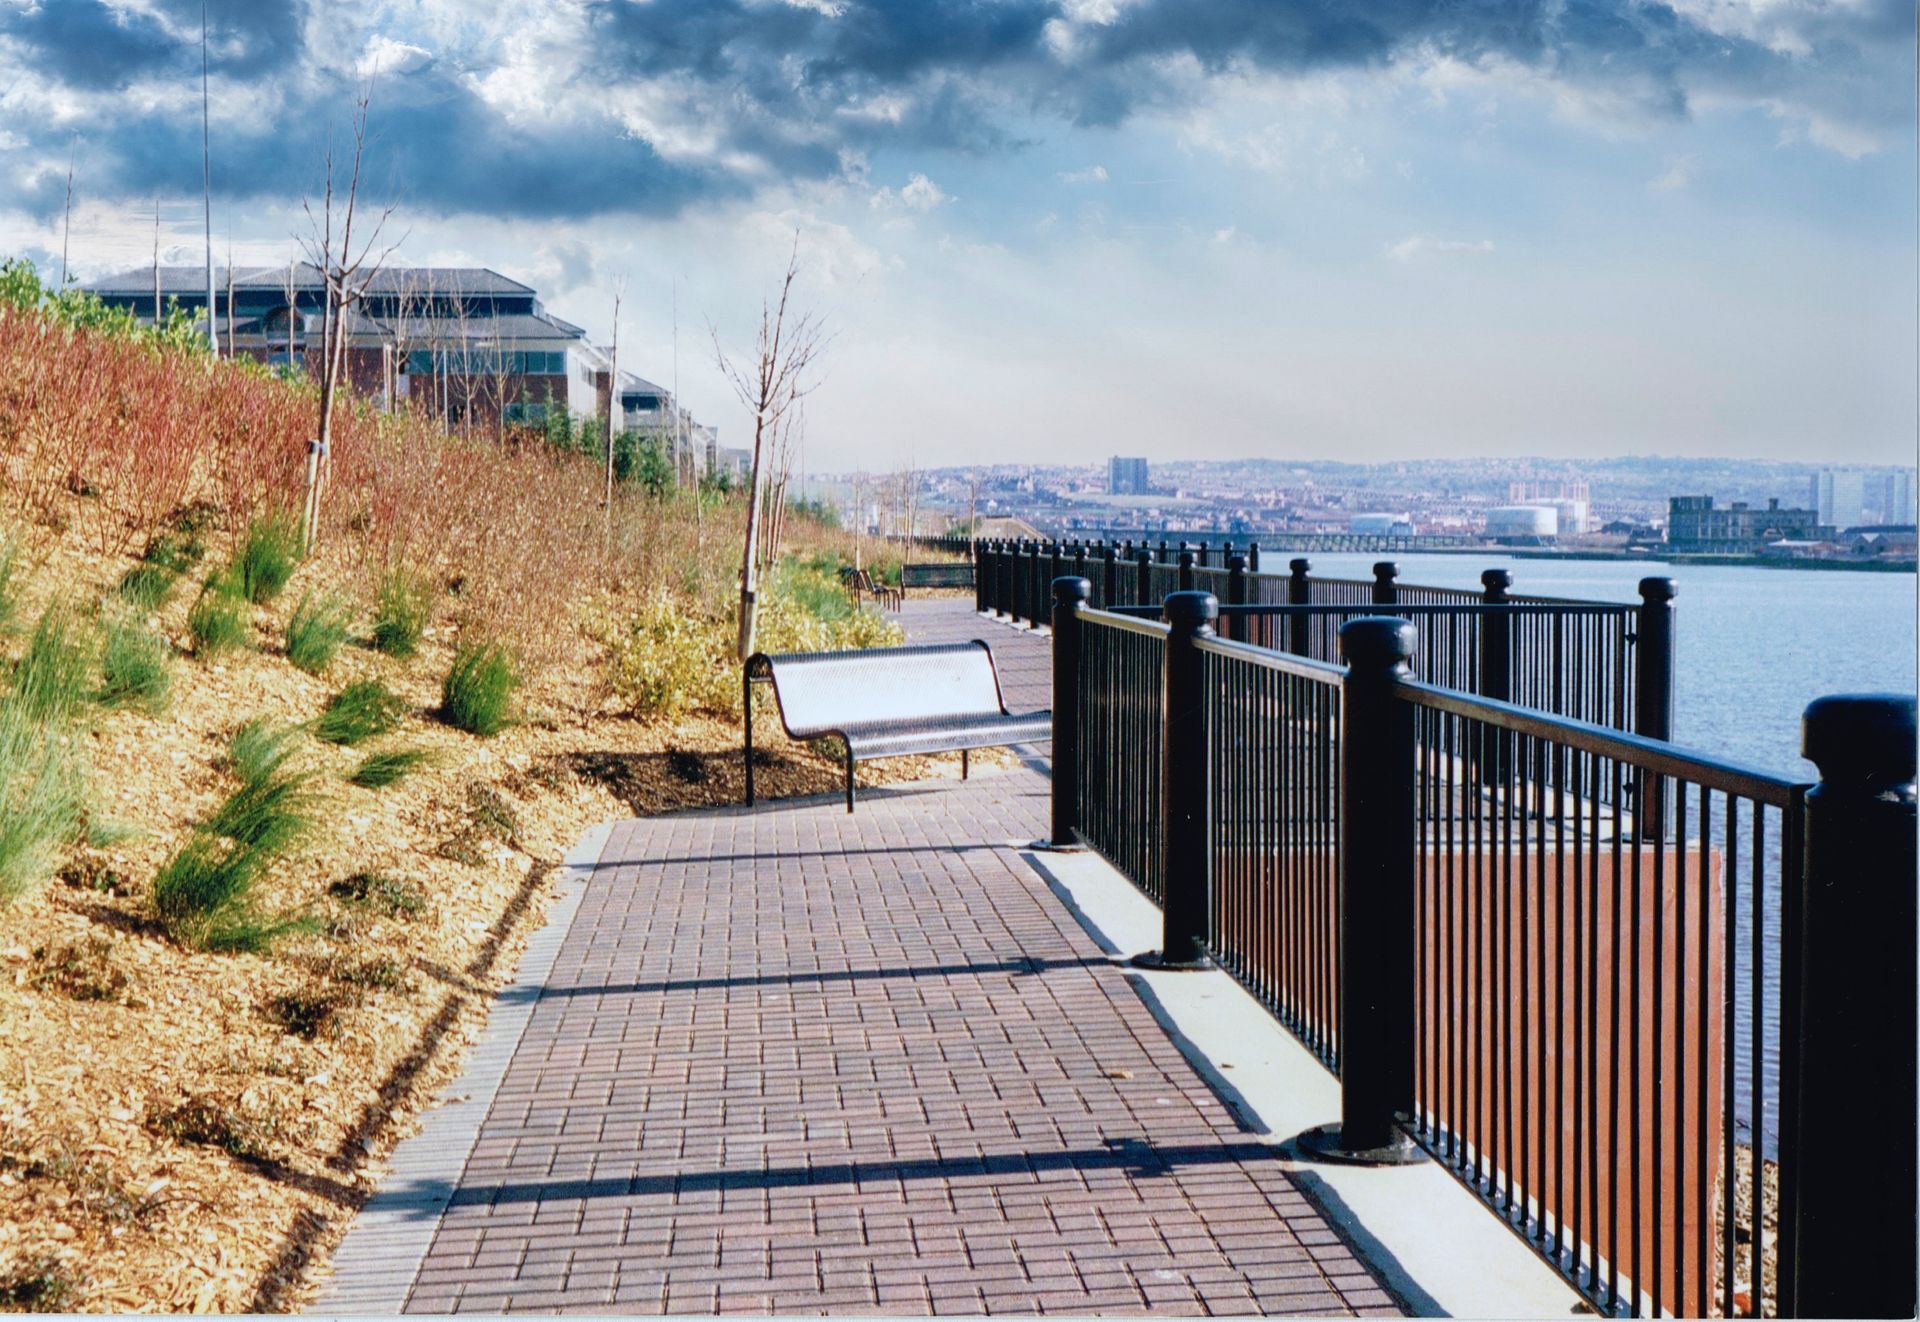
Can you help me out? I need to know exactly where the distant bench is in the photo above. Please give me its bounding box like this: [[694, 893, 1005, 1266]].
[[900, 562, 975, 591], [744, 641, 1050, 812]]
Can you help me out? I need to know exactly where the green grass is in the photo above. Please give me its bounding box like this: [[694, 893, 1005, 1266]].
[[236, 510, 302, 604], [0, 701, 86, 905], [314, 679, 407, 746], [226, 718, 302, 786], [441, 641, 520, 737], [370, 565, 432, 658], [97, 615, 172, 712], [284, 592, 352, 675], [187, 574, 250, 657], [348, 746, 431, 789], [116, 529, 204, 611], [205, 765, 314, 854], [9, 606, 92, 725], [0, 531, 22, 635], [149, 834, 301, 952]]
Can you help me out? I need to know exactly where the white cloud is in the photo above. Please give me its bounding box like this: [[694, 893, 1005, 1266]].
[[1212, 226, 1237, 244], [1385, 235, 1495, 262], [1648, 155, 1696, 192], [872, 172, 950, 212], [357, 35, 433, 78], [1058, 164, 1109, 185]]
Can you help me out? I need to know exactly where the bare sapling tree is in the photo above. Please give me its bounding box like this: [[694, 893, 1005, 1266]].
[[297, 88, 400, 547], [713, 238, 826, 661], [605, 276, 625, 517]]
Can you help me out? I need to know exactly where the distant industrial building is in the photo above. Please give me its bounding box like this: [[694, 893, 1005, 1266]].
[[1875, 470, 1917, 524], [1108, 456, 1150, 495], [1508, 480, 1590, 535], [1668, 496, 1826, 552], [1350, 512, 1415, 537], [1484, 505, 1558, 545]]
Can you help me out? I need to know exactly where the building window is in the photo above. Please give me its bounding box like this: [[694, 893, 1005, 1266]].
[[502, 401, 550, 424], [405, 348, 567, 375]]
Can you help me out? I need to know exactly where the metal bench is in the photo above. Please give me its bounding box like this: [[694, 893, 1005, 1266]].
[[743, 641, 1050, 812], [839, 566, 902, 612], [900, 562, 975, 591]]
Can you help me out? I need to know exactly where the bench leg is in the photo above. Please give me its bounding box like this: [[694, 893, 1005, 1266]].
[[961, 748, 969, 780], [845, 753, 856, 813]]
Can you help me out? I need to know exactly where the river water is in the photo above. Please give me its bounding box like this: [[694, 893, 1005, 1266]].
[[1301, 553, 1915, 1152]]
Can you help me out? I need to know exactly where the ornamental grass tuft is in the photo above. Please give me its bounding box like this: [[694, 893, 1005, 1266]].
[[284, 592, 352, 675], [314, 679, 407, 746], [440, 641, 520, 737]]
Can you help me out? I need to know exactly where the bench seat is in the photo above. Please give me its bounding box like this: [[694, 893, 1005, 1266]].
[[744, 640, 1049, 811], [833, 711, 1052, 761]]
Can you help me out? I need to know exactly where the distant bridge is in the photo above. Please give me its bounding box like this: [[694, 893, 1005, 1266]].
[[1026, 528, 1484, 554]]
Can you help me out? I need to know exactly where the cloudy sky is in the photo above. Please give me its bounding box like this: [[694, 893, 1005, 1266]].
[[1, 0, 1912, 470]]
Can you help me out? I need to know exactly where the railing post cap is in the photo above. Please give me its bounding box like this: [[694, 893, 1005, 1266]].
[[1226, 553, 1248, 572], [1163, 590, 1218, 628], [1290, 557, 1311, 574], [1373, 561, 1399, 579], [1340, 616, 1417, 670], [1051, 575, 1093, 605], [1638, 576, 1679, 604], [1802, 694, 1918, 786], [1178, 546, 1196, 565], [1481, 568, 1513, 591]]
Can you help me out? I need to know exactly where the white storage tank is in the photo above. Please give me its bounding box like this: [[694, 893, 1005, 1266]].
[[1484, 505, 1559, 544]]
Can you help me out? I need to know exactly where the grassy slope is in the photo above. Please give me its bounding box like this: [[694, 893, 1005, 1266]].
[[0, 317, 974, 1310]]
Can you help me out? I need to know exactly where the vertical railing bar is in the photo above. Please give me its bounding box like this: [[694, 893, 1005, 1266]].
[[1749, 803, 1765, 1317], [1695, 778, 1710, 1321], [1720, 790, 1737, 1320], [1608, 752, 1624, 1313], [1673, 775, 1690, 1318]]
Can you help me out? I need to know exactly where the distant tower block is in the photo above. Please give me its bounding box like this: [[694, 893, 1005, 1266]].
[[1108, 456, 1149, 496]]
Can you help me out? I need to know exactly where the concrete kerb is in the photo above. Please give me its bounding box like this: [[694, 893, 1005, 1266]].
[[1022, 845, 1588, 1321], [311, 821, 614, 1315]]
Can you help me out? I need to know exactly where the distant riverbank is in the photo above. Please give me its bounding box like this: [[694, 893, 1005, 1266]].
[[1416, 546, 1918, 572]]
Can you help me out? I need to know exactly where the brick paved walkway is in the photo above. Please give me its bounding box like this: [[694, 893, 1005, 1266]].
[[334, 603, 1405, 1315]]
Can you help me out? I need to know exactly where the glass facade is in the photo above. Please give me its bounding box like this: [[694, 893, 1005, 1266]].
[[406, 348, 567, 375]]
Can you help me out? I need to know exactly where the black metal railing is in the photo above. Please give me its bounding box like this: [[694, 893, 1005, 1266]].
[[976, 539, 1656, 736], [1046, 576, 1915, 1321]]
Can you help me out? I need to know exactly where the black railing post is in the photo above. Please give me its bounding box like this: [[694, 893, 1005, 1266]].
[[1225, 553, 1247, 643], [1073, 541, 1088, 584], [1178, 546, 1196, 593], [1372, 561, 1399, 606], [1138, 590, 1217, 971], [1478, 568, 1512, 701], [1287, 557, 1311, 656], [1633, 576, 1678, 839], [1247, 540, 1261, 573], [1044, 576, 1094, 850], [974, 540, 989, 613], [1299, 617, 1425, 1166], [1135, 548, 1152, 607], [1101, 543, 1118, 609], [1196, 540, 1210, 569], [1785, 694, 1918, 1320], [998, 541, 1013, 618]]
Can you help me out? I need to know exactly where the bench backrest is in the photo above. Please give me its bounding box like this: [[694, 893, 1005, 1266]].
[[748, 641, 1009, 737], [900, 562, 975, 589]]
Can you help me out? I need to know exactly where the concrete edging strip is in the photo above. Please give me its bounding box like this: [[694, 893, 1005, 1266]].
[[1022, 845, 1587, 1321], [311, 820, 615, 1315]]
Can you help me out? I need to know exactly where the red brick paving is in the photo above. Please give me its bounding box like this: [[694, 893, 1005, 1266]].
[[398, 603, 1403, 1314], [402, 764, 1403, 1314]]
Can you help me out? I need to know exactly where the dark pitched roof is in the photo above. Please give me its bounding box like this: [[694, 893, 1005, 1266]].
[[82, 264, 538, 297]]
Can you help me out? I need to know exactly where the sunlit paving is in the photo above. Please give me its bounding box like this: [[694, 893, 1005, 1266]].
[[0, 1, 1912, 1317]]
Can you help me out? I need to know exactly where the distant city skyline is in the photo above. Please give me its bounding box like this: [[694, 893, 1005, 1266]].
[[1, 2, 1912, 469]]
